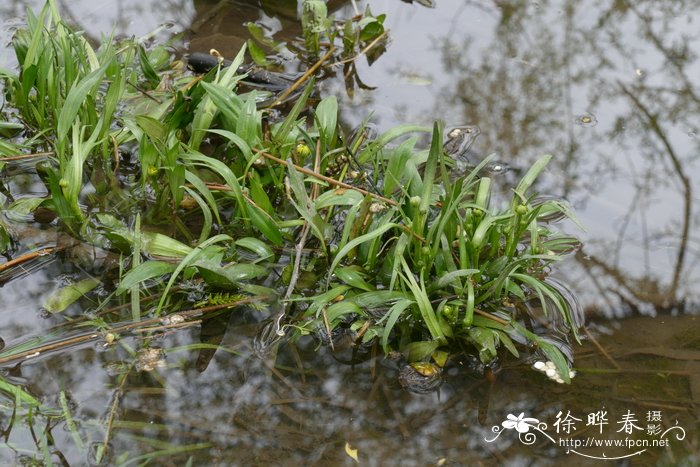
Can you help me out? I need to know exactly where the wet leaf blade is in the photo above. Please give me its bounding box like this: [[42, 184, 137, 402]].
[[381, 298, 414, 353], [44, 277, 100, 313], [117, 261, 176, 294], [334, 267, 374, 292]]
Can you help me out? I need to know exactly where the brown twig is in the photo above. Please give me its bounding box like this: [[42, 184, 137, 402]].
[[270, 46, 336, 107], [252, 147, 396, 206], [474, 308, 510, 326], [99, 367, 131, 463], [0, 248, 57, 273], [584, 326, 622, 370]]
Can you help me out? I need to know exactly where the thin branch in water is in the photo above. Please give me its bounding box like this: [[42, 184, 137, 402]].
[[270, 46, 336, 107], [619, 81, 692, 301], [0, 247, 57, 273], [583, 326, 622, 370]]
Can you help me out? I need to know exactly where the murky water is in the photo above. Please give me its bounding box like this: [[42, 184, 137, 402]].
[[1, 0, 698, 465]]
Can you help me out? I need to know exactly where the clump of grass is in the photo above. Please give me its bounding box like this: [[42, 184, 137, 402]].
[[0, 0, 582, 392]]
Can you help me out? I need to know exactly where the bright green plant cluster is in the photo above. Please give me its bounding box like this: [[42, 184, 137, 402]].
[[0, 1, 582, 384]]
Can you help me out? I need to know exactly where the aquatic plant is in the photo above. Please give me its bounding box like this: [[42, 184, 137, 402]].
[[0, 0, 581, 410]]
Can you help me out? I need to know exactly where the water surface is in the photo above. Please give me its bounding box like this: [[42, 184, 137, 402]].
[[0, 0, 698, 465]]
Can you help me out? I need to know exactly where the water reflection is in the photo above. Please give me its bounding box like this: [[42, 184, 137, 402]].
[[1, 0, 699, 464]]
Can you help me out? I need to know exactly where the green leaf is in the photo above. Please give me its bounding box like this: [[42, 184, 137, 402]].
[[381, 298, 414, 353], [514, 154, 552, 200], [0, 376, 43, 407], [44, 277, 100, 313], [138, 44, 161, 85], [432, 268, 480, 291], [247, 39, 270, 66], [235, 237, 274, 260], [305, 285, 351, 317], [334, 266, 375, 292], [468, 327, 498, 363], [325, 300, 363, 324], [273, 78, 314, 144], [314, 187, 364, 209], [403, 341, 440, 363], [57, 62, 109, 141], [400, 257, 446, 343], [141, 232, 193, 258], [315, 96, 338, 147], [328, 221, 400, 284], [195, 263, 268, 290], [510, 321, 571, 383], [156, 234, 233, 313], [117, 261, 177, 294]]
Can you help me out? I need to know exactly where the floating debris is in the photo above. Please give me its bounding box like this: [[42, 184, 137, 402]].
[[574, 113, 598, 127], [135, 348, 166, 372]]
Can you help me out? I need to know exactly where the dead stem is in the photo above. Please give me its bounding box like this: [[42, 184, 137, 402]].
[[474, 309, 510, 326], [328, 29, 390, 67], [253, 147, 397, 205], [584, 326, 622, 370], [270, 46, 336, 107], [0, 247, 57, 273]]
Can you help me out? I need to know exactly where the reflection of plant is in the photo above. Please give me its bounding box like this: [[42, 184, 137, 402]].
[[246, 0, 386, 96]]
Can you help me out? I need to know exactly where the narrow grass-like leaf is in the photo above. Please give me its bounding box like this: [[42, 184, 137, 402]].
[[195, 263, 268, 289], [183, 187, 213, 244], [0, 376, 42, 407], [60, 391, 84, 450], [381, 298, 414, 353], [514, 154, 552, 200], [315, 95, 337, 148], [141, 232, 193, 258], [273, 78, 314, 143], [314, 188, 364, 210], [156, 234, 232, 313], [432, 268, 480, 291], [510, 321, 571, 383], [57, 62, 109, 141], [403, 341, 440, 362], [400, 257, 446, 343], [328, 221, 400, 285], [358, 124, 429, 163]]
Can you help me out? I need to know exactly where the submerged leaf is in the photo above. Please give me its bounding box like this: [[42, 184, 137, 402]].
[[44, 277, 100, 313]]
